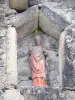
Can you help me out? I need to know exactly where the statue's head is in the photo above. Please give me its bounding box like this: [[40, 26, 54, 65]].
[[34, 35, 41, 46]]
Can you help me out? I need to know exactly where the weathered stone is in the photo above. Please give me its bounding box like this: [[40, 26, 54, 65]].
[[6, 26, 17, 88], [5, 9, 17, 16], [29, 0, 54, 6], [59, 25, 75, 88], [42, 34, 58, 51], [39, 2, 74, 39], [60, 90, 75, 100], [18, 81, 32, 89], [2, 89, 24, 100], [47, 50, 59, 88], [0, 67, 6, 89], [0, 0, 5, 4], [0, 0, 9, 9], [54, 0, 75, 8], [21, 87, 59, 100], [10, 6, 39, 41], [9, 0, 28, 11]]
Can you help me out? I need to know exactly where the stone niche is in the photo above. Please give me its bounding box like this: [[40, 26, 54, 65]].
[[9, 2, 75, 90], [1, 1, 75, 100]]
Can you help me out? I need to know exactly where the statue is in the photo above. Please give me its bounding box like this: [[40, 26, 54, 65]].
[[28, 35, 48, 87]]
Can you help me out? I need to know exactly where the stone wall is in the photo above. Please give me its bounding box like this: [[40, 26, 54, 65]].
[[29, 0, 75, 8], [0, 27, 7, 89]]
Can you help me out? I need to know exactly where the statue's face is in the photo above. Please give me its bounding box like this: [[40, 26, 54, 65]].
[[35, 36, 41, 46]]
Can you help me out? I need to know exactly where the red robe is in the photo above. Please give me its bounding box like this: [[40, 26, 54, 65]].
[[29, 46, 47, 87]]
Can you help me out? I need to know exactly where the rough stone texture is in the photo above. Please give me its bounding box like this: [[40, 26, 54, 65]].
[[47, 50, 59, 88], [9, 6, 39, 41], [21, 87, 59, 100], [54, 0, 75, 8], [39, 2, 70, 39], [0, 10, 6, 27], [2, 89, 24, 100], [0, 27, 7, 89], [28, 0, 54, 6], [59, 25, 75, 88]]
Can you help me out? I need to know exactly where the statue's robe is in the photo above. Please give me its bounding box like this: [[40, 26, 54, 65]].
[[29, 46, 47, 87]]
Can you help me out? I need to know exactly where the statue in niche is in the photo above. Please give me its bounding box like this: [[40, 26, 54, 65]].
[[28, 35, 48, 87]]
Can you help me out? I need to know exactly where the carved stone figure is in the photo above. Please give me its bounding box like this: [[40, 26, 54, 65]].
[[28, 35, 48, 87]]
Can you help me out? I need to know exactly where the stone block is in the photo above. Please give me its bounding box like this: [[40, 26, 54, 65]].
[[39, 2, 70, 39], [21, 87, 59, 100], [9, 0, 28, 11], [2, 89, 24, 100], [10, 6, 39, 41], [59, 25, 75, 89]]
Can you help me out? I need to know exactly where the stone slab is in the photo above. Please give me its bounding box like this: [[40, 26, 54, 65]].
[[2, 89, 24, 100], [39, 2, 75, 39], [59, 25, 75, 88], [10, 6, 39, 41], [9, 0, 28, 11], [21, 87, 59, 100]]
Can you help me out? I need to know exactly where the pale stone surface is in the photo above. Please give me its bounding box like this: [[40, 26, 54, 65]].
[[2, 89, 24, 100], [29, 0, 75, 9], [9, 0, 28, 11], [6, 26, 17, 87], [59, 30, 67, 89], [9, 6, 39, 41]]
